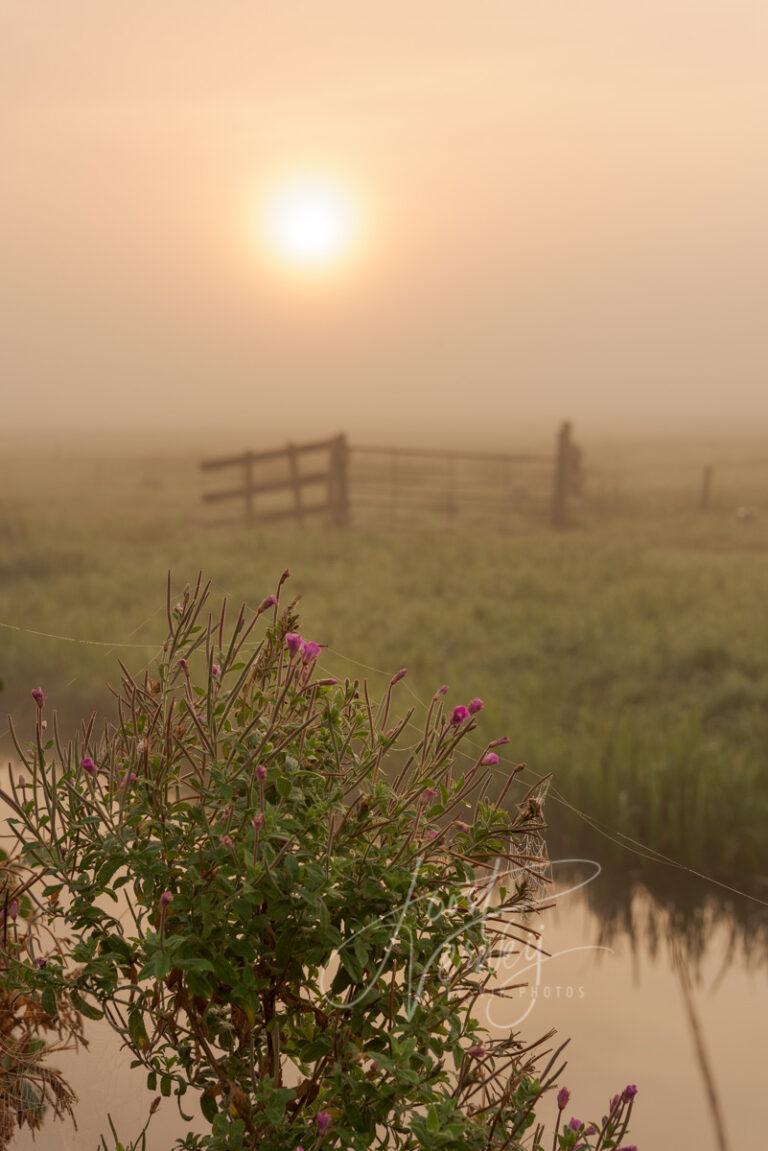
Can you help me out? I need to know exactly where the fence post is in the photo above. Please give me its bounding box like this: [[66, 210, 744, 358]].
[[243, 452, 255, 523], [329, 434, 350, 526], [699, 465, 714, 512], [551, 420, 573, 529], [287, 443, 304, 523]]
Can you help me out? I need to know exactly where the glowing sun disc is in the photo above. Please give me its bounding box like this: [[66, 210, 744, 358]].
[[264, 180, 357, 268]]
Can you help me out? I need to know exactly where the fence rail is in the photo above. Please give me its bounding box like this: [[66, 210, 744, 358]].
[[200, 422, 582, 530]]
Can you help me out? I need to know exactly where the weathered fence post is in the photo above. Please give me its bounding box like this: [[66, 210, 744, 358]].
[[287, 443, 304, 523], [551, 420, 573, 529], [329, 434, 350, 526], [243, 452, 255, 523], [699, 465, 714, 512]]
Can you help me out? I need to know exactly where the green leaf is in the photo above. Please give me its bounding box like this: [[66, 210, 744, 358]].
[[70, 990, 104, 1020], [201, 1090, 218, 1123], [41, 985, 57, 1018]]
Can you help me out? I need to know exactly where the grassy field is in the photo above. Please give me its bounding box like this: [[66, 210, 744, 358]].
[[2, 437, 768, 894]]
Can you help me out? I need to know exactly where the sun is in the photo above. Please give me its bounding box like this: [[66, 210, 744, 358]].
[[262, 178, 358, 271]]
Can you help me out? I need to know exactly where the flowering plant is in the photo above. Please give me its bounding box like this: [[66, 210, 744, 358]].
[[2, 573, 637, 1150], [0, 849, 81, 1148]]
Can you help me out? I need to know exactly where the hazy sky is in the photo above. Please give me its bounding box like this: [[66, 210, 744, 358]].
[[3, 1, 768, 441]]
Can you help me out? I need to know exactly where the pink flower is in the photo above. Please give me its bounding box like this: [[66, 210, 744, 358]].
[[256, 764, 267, 783], [421, 788, 439, 805], [211, 663, 221, 679], [481, 752, 500, 766], [451, 705, 469, 725], [8, 900, 19, 922], [557, 1087, 570, 1111], [220, 834, 234, 849], [435, 684, 449, 697], [567, 1118, 584, 1132], [160, 890, 173, 908], [623, 1084, 638, 1101], [31, 687, 45, 708], [121, 771, 138, 787], [285, 632, 303, 656], [251, 812, 265, 831], [258, 595, 277, 613], [468, 698, 485, 715], [81, 757, 98, 777], [467, 1044, 486, 1059], [34, 956, 47, 969], [423, 828, 437, 841], [301, 640, 321, 664], [390, 668, 408, 685], [17, 774, 26, 789], [315, 1110, 332, 1133]]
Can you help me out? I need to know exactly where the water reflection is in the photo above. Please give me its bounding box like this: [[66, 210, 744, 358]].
[[549, 806, 768, 973]]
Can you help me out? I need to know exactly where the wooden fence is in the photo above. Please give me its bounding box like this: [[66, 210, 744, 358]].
[[201, 435, 350, 525], [200, 422, 582, 530]]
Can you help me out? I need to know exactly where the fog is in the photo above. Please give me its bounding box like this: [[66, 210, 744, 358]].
[[3, 0, 768, 442]]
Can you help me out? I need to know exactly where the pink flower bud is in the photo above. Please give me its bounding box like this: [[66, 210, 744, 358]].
[[256, 764, 267, 783], [160, 890, 173, 908], [489, 735, 510, 748], [390, 668, 408, 685], [285, 632, 303, 656], [179, 658, 189, 673], [220, 834, 234, 849], [81, 757, 98, 777], [8, 900, 19, 922], [481, 752, 500, 766], [454, 821, 471, 833], [31, 687, 45, 708], [121, 771, 138, 787], [301, 640, 321, 664], [467, 1044, 486, 1059], [421, 788, 439, 804], [435, 684, 449, 697], [423, 828, 437, 841], [557, 1087, 570, 1111], [315, 1111, 332, 1133], [468, 698, 485, 715], [451, 705, 469, 725], [17, 774, 26, 789], [211, 663, 221, 679], [251, 812, 265, 831], [34, 956, 47, 969], [257, 595, 277, 613]]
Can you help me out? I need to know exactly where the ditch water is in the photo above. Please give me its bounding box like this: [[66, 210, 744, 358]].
[[5, 791, 765, 1150]]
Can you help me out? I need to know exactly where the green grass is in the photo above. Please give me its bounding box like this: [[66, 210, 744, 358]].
[[2, 441, 768, 889]]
